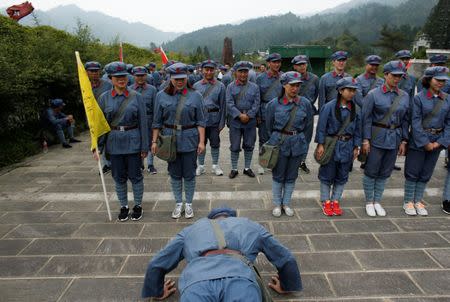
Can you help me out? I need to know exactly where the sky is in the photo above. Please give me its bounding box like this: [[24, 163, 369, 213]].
[[3, 0, 352, 32]]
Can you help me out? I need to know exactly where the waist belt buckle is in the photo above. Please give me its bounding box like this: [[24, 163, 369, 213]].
[[119, 126, 125, 132], [176, 125, 182, 131], [291, 130, 297, 135]]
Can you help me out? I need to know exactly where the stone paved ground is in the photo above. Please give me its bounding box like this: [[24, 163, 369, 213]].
[[0, 126, 449, 302]]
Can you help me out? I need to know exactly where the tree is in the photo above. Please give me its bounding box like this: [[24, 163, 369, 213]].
[[373, 24, 409, 57], [422, 0, 450, 48], [203, 46, 211, 59], [222, 37, 233, 65]]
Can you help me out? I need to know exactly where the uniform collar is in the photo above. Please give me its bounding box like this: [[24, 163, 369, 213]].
[[91, 80, 101, 88], [340, 101, 352, 110], [202, 78, 216, 85], [381, 84, 399, 94], [301, 72, 309, 81], [133, 83, 148, 90], [332, 70, 345, 78], [280, 96, 300, 105], [267, 70, 280, 78], [111, 88, 129, 97], [364, 72, 376, 79], [235, 79, 247, 86], [176, 88, 188, 95], [426, 89, 445, 100]]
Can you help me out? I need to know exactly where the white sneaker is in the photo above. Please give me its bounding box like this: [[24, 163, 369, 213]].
[[403, 202, 417, 216], [272, 206, 282, 217], [212, 164, 224, 176], [283, 205, 294, 217], [374, 203, 386, 216], [414, 202, 428, 216], [185, 203, 194, 219], [257, 165, 265, 175], [196, 165, 205, 176], [365, 203, 376, 217], [171, 203, 183, 219]]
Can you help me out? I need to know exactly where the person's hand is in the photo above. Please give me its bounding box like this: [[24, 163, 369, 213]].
[[353, 147, 360, 161], [92, 150, 99, 161], [268, 275, 289, 294], [197, 142, 205, 155], [151, 142, 158, 155], [315, 144, 324, 159], [141, 151, 148, 159], [432, 142, 441, 150], [398, 142, 407, 156], [424, 143, 434, 152], [239, 114, 249, 124], [362, 140, 370, 155], [155, 279, 177, 300]]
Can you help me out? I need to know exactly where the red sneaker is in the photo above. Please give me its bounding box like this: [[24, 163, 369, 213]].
[[332, 200, 343, 216], [322, 200, 333, 216]]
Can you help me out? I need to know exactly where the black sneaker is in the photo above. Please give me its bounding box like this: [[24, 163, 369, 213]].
[[299, 162, 310, 174], [243, 168, 255, 178], [443, 200, 450, 215], [69, 138, 81, 143], [62, 143, 72, 148], [118, 206, 129, 222], [102, 165, 111, 174], [393, 165, 401, 171], [131, 205, 143, 221], [228, 170, 239, 179], [147, 165, 157, 174]]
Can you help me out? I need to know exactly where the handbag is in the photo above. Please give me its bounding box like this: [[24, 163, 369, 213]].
[[156, 94, 186, 162], [314, 113, 351, 166], [259, 105, 298, 169]]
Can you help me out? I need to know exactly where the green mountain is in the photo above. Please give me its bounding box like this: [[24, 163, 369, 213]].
[[163, 0, 437, 57]]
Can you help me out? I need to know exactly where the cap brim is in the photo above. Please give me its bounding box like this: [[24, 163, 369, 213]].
[[236, 67, 250, 71], [133, 72, 147, 76], [86, 68, 100, 71], [434, 75, 450, 80], [111, 72, 129, 77], [171, 74, 188, 79], [202, 64, 216, 69], [341, 84, 358, 89], [294, 60, 307, 64], [286, 79, 303, 85]]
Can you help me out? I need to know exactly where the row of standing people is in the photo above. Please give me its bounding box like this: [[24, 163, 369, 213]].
[[87, 50, 450, 222]]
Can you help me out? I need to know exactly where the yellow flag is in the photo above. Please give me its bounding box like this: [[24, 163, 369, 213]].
[[75, 51, 110, 151]]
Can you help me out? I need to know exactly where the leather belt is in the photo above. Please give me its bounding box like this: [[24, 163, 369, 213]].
[[111, 125, 138, 131], [333, 134, 353, 142], [372, 122, 400, 129], [201, 248, 242, 257], [424, 128, 443, 135], [207, 108, 220, 113], [164, 124, 196, 130], [274, 129, 298, 135]]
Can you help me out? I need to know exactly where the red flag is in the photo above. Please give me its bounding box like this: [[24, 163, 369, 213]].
[[6, 1, 34, 21], [119, 42, 123, 62], [154, 47, 169, 64]]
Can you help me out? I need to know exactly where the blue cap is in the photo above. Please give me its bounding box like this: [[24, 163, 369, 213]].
[[383, 60, 406, 75], [201, 59, 217, 69], [167, 62, 188, 79], [331, 51, 348, 61], [266, 53, 282, 62], [280, 71, 303, 85], [132, 66, 148, 76], [219, 64, 228, 71], [336, 77, 358, 91], [395, 50, 412, 59], [424, 66, 450, 80], [187, 65, 195, 72], [148, 62, 157, 68], [108, 61, 129, 77], [85, 61, 101, 71], [207, 207, 237, 219], [365, 55, 382, 65], [233, 61, 253, 71], [50, 98, 65, 108], [164, 60, 178, 69], [430, 54, 448, 64], [126, 64, 134, 73], [291, 55, 308, 65]]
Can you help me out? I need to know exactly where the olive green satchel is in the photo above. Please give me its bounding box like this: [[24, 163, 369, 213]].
[[156, 94, 186, 162], [259, 105, 298, 169], [314, 114, 351, 166]]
